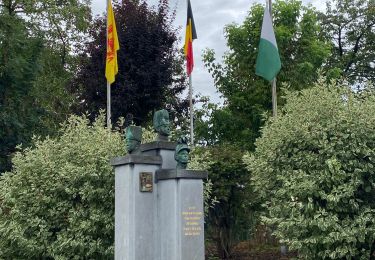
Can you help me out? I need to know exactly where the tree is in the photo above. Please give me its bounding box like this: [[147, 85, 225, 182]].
[[0, 14, 44, 173], [71, 0, 187, 126], [245, 79, 375, 259], [202, 145, 260, 259], [0, 0, 91, 65], [322, 0, 375, 84], [0, 1, 91, 173], [200, 0, 330, 149]]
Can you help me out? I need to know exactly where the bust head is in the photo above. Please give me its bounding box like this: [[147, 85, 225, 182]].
[[125, 126, 142, 154], [153, 109, 170, 137], [174, 136, 190, 169]]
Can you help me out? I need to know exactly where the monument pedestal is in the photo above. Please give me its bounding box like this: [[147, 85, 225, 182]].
[[156, 169, 207, 260], [112, 143, 207, 260], [141, 141, 176, 168], [111, 155, 162, 260]]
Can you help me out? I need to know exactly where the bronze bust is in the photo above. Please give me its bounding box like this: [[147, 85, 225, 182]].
[[174, 136, 190, 169], [153, 109, 170, 141], [125, 126, 142, 154]]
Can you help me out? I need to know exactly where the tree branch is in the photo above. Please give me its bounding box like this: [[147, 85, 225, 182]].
[[338, 26, 343, 56], [344, 22, 375, 73], [42, 2, 67, 66]]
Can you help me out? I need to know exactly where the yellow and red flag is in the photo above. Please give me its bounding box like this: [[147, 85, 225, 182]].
[[184, 0, 197, 75], [105, 0, 120, 84]]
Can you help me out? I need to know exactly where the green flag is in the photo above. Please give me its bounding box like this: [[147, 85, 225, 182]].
[[255, 6, 281, 82]]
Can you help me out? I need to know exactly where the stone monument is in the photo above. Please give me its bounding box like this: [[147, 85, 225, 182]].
[[111, 109, 207, 260]]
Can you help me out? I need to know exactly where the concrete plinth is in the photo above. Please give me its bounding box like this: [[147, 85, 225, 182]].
[[112, 144, 207, 260], [141, 141, 176, 168], [156, 169, 207, 260], [111, 155, 162, 260]]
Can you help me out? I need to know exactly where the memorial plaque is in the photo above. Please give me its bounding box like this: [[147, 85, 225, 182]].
[[179, 180, 205, 260], [139, 172, 153, 192], [182, 206, 203, 236]]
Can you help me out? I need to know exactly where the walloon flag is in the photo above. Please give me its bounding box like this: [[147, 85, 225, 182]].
[[105, 0, 120, 84], [255, 5, 281, 82], [184, 0, 197, 75]]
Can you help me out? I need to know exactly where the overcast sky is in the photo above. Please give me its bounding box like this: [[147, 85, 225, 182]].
[[92, 0, 325, 104]]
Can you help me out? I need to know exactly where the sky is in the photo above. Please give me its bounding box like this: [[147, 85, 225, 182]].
[[92, 0, 326, 104]]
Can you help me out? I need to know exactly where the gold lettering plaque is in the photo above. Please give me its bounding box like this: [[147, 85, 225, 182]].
[[182, 206, 203, 236], [140, 172, 153, 192]]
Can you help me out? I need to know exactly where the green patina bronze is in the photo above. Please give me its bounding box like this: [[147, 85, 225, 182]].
[[174, 136, 190, 169], [153, 109, 170, 140], [125, 126, 142, 154]]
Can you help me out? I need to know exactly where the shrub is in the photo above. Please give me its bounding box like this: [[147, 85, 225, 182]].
[[0, 114, 124, 259], [188, 147, 217, 216], [0, 113, 213, 259], [245, 80, 375, 259]]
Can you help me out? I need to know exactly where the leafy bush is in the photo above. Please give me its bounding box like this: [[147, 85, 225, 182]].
[[204, 145, 260, 259], [0, 114, 124, 259], [245, 80, 375, 259], [0, 113, 214, 259], [188, 147, 217, 216]]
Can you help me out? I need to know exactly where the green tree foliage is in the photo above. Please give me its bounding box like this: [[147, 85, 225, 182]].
[[0, 114, 123, 258], [71, 0, 187, 126], [322, 0, 375, 84], [200, 0, 330, 149], [0, 0, 91, 64], [31, 49, 77, 134], [245, 80, 375, 259], [0, 1, 91, 173], [0, 15, 44, 172], [203, 145, 260, 259]]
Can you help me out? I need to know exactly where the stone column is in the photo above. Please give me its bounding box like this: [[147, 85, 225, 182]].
[[156, 169, 207, 260], [111, 155, 162, 260], [141, 141, 176, 168]]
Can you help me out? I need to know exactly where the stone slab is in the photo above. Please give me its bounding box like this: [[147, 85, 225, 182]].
[[179, 180, 205, 260], [110, 154, 162, 166], [141, 141, 176, 152], [157, 178, 205, 260], [115, 162, 160, 260], [156, 169, 208, 182], [141, 141, 177, 169]]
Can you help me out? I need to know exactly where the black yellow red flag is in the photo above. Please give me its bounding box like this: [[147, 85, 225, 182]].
[[184, 0, 197, 75], [105, 0, 120, 84]]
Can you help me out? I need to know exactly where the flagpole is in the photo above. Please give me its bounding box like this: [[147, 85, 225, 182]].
[[107, 81, 111, 126], [106, 0, 111, 127], [268, 0, 277, 118], [272, 79, 277, 117], [189, 74, 194, 145], [186, 0, 195, 145]]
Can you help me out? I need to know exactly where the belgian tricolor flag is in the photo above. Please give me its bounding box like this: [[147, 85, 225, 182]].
[[184, 0, 197, 75]]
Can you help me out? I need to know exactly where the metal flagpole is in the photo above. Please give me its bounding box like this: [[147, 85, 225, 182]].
[[268, 0, 277, 118], [187, 0, 194, 145], [189, 74, 194, 145], [106, 0, 111, 127], [107, 82, 111, 127], [272, 79, 277, 117]]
